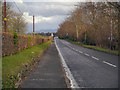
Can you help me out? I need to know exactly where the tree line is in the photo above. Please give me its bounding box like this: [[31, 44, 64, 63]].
[[1, 2, 27, 34], [57, 2, 119, 50]]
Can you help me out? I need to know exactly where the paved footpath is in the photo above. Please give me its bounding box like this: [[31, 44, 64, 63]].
[[21, 42, 67, 88]]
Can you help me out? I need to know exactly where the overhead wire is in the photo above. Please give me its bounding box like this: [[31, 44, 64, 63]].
[[12, 0, 32, 23]]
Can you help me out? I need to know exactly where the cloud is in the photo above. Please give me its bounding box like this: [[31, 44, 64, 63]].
[[23, 12, 53, 23], [16, 2, 75, 17], [7, 0, 119, 3], [26, 14, 67, 33], [7, 0, 23, 3], [8, 0, 85, 2], [7, 0, 120, 33], [36, 16, 52, 23], [16, 0, 23, 4], [10, 1, 76, 32]]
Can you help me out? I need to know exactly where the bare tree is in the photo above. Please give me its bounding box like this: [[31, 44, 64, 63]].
[[57, 2, 119, 50]]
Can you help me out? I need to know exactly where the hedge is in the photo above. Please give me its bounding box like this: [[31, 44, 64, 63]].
[[2, 32, 52, 56]]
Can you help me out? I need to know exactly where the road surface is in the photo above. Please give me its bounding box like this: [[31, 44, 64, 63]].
[[21, 42, 67, 88], [55, 38, 118, 88]]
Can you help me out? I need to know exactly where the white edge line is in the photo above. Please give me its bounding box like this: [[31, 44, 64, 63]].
[[55, 39, 79, 88], [103, 61, 116, 68]]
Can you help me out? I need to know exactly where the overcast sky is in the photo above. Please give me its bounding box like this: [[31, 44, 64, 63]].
[[7, 0, 118, 33], [7, 0, 79, 33]]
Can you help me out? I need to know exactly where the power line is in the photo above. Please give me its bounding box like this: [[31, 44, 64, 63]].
[[13, 0, 23, 15], [10, 1, 31, 23], [12, 0, 32, 22]]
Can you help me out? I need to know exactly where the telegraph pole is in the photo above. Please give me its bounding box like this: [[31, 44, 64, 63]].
[[110, 9, 113, 50], [110, 18, 113, 50], [76, 24, 78, 41], [4, 0, 7, 32], [85, 28, 86, 44], [33, 15, 35, 36], [73, 17, 78, 41]]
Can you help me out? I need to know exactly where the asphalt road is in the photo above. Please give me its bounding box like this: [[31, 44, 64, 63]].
[[55, 38, 118, 88], [21, 42, 67, 88]]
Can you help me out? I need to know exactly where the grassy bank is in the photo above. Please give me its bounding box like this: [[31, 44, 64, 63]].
[[2, 41, 51, 88], [67, 40, 119, 55]]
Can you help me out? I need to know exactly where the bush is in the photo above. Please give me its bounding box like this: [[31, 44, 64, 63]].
[[2, 32, 52, 56], [13, 32, 18, 44]]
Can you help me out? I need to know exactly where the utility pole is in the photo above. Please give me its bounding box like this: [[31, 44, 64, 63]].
[[4, 0, 7, 32], [73, 17, 78, 41], [33, 15, 35, 36], [110, 9, 113, 50], [110, 18, 113, 50], [85, 28, 86, 44], [76, 24, 78, 41]]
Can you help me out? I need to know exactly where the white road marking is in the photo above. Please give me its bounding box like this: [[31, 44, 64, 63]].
[[103, 61, 116, 68], [72, 48, 76, 50], [61, 41, 82, 55], [69, 46, 72, 48], [91, 56, 99, 60], [84, 53, 89, 56], [75, 50, 78, 52], [79, 51, 83, 53], [55, 39, 79, 88]]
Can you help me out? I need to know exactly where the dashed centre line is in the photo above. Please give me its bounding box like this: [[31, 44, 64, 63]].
[[61, 40, 117, 68], [84, 53, 90, 56], [79, 51, 83, 53], [75, 50, 79, 52], [72, 48, 76, 50], [103, 61, 116, 68], [91, 56, 99, 60]]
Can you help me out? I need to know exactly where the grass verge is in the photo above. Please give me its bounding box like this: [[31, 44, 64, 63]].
[[2, 41, 51, 88], [67, 40, 118, 55]]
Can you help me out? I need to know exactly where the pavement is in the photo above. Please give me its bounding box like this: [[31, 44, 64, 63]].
[[21, 42, 67, 88], [21, 38, 118, 88], [55, 38, 118, 88]]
